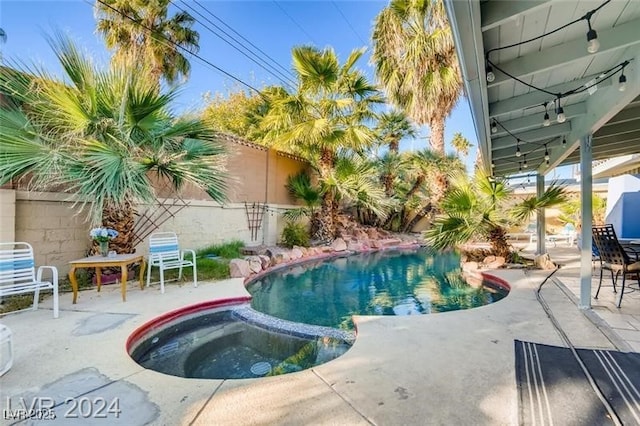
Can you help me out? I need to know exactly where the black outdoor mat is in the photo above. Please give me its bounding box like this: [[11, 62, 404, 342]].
[[515, 340, 640, 425]]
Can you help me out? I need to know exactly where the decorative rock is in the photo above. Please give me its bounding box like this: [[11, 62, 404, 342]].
[[331, 238, 348, 252], [347, 241, 366, 251], [245, 256, 263, 274], [229, 259, 252, 278], [290, 248, 303, 260], [273, 251, 291, 264], [293, 246, 308, 256], [258, 255, 271, 269], [367, 228, 380, 240], [462, 261, 479, 273], [381, 238, 402, 247], [355, 230, 369, 241], [535, 253, 556, 270], [483, 255, 506, 269], [370, 240, 381, 249]]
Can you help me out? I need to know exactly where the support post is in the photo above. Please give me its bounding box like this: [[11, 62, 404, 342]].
[[536, 173, 546, 255], [579, 134, 593, 309]]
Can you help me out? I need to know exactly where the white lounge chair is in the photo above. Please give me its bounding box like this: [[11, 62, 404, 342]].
[[0, 242, 59, 318], [146, 232, 197, 293]]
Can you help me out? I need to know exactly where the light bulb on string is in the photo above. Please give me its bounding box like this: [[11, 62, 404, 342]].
[[523, 155, 528, 168], [515, 140, 521, 157], [542, 102, 550, 127], [544, 145, 550, 161], [619, 73, 627, 92], [486, 64, 495, 83], [557, 106, 566, 123], [491, 120, 497, 134], [562, 137, 567, 148], [586, 14, 599, 54]]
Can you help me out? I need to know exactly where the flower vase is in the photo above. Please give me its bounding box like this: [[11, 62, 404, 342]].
[[99, 241, 109, 257]]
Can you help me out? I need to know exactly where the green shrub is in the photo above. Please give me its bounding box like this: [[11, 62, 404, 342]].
[[197, 240, 244, 259], [281, 221, 310, 248]]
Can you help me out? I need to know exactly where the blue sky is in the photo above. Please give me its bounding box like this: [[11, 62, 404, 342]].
[[1, 0, 479, 165]]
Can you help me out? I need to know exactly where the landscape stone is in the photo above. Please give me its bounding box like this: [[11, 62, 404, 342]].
[[229, 258, 251, 278], [331, 238, 347, 252]]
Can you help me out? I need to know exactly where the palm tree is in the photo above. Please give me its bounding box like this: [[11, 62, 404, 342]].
[[400, 148, 463, 231], [259, 46, 384, 240], [451, 132, 471, 157], [0, 33, 227, 253], [375, 110, 416, 154], [95, 0, 199, 85], [371, 0, 462, 154], [424, 171, 567, 258], [374, 110, 416, 199]]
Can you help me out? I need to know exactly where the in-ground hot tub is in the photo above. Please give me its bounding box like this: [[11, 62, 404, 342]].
[[127, 298, 354, 379]]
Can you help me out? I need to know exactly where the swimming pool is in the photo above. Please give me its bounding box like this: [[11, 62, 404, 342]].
[[247, 249, 509, 330]]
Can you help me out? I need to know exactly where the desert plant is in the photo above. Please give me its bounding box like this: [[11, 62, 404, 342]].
[[281, 221, 310, 248]]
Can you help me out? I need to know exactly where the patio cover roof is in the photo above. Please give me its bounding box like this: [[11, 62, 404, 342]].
[[444, 0, 640, 178]]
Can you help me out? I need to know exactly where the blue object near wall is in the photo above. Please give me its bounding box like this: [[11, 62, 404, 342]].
[[606, 192, 640, 239]]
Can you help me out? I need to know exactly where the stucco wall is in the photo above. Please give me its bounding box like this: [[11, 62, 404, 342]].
[[14, 192, 90, 273], [12, 192, 295, 277], [0, 189, 16, 242], [158, 139, 308, 205]]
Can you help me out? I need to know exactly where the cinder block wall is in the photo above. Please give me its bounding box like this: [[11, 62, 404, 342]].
[[0, 189, 16, 242], [14, 192, 90, 273], [13, 193, 294, 276]]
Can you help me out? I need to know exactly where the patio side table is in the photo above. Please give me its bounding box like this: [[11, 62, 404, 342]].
[[68, 254, 146, 303]]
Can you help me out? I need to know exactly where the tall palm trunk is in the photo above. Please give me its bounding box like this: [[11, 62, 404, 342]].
[[313, 148, 337, 241], [101, 199, 136, 254], [428, 116, 445, 153]]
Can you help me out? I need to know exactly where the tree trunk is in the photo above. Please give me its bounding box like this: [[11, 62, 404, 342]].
[[403, 202, 432, 233], [313, 148, 336, 241], [488, 226, 511, 258], [100, 199, 136, 254], [382, 173, 394, 197], [312, 192, 335, 241], [430, 171, 448, 214], [405, 175, 425, 201], [429, 116, 446, 154]]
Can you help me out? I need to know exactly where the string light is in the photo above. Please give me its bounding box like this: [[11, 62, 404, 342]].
[[486, 63, 495, 83], [619, 70, 627, 92], [544, 144, 550, 161], [562, 137, 567, 148], [491, 161, 495, 169], [515, 140, 521, 157], [556, 98, 566, 123], [585, 11, 600, 53], [518, 162, 522, 172], [543, 102, 550, 127], [523, 155, 528, 168], [491, 120, 497, 133]]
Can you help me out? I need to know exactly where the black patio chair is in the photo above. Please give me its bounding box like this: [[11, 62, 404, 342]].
[[592, 224, 640, 308]]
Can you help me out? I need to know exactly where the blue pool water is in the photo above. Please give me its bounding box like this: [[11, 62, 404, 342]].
[[247, 249, 509, 330]]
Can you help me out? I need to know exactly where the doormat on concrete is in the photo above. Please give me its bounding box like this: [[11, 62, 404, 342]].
[[515, 339, 640, 425]]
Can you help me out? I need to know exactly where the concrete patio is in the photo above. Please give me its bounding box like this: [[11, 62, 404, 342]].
[[1, 244, 639, 425]]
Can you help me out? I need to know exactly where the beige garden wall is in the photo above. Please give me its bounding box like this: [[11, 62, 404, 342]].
[[11, 191, 295, 277], [14, 191, 90, 274]]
